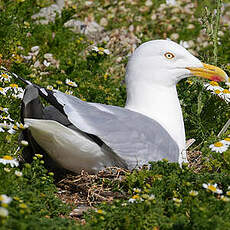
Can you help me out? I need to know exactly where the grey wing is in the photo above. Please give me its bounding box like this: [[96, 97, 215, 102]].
[[21, 86, 128, 170], [52, 91, 179, 168]]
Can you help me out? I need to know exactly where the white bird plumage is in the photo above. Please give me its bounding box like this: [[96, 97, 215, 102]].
[[16, 40, 228, 173]]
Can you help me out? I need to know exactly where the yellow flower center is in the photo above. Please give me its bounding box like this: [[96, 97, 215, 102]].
[[210, 81, 219, 86], [214, 90, 221, 94], [9, 83, 18, 88], [223, 89, 230, 94], [132, 195, 140, 199], [186, 80, 193, 85], [19, 203, 27, 209], [0, 87, 3, 92], [214, 142, 224, 147], [97, 209, 103, 214], [2, 74, 9, 79], [207, 185, 217, 192], [56, 80, 62, 85], [3, 155, 13, 160], [189, 190, 198, 196], [18, 123, 24, 129], [221, 196, 230, 202], [224, 138, 230, 142]]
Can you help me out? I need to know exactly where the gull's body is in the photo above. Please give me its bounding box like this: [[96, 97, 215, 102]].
[[17, 40, 228, 173]]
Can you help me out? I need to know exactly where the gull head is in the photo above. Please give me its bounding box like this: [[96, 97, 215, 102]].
[[126, 40, 228, 87]]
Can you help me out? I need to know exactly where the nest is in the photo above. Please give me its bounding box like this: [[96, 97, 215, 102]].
[[56, 167, 129, 220], [56, 150, 203, 221]]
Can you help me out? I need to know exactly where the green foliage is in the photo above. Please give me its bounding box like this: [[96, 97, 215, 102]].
[[83, 162, 230, 230], [0, 0, 229, 229], [0, 157, 77, 230]]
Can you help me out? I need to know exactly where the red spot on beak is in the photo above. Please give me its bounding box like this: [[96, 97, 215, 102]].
[[210, 76, 221, 82]]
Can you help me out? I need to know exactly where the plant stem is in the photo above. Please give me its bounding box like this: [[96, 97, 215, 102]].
[[213, 0, 222, 65]]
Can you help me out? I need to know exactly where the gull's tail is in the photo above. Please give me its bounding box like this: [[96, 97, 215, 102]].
[[0, 66, 69, 175]]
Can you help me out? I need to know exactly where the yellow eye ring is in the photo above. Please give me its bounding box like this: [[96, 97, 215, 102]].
[[164, 52, 175, 59]]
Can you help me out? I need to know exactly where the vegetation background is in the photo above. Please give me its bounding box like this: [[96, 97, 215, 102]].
[[0, 0, 230, 229]]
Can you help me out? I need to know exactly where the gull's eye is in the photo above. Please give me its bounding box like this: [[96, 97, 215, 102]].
[[164, 52, 175, 59]]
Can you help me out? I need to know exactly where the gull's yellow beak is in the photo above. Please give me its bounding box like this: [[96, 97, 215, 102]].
[[186, 63, 229, 82]]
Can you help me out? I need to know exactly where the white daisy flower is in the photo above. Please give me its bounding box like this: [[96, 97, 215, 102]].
[[0, 87, 8, 96], [4, 167, 11, 173], [103, 48, 110, 55], [0, 121, 12, 130], [92, 46, 110, 55], [222, 138, 230, 146], [189, 190, 198, 196], [0, 207, 8, 218], [0, 155, 19, 167], [209, 141, 228, 153], [5, 84, 24, 99], [46, 85, 53, 90], [8, 128, 16, 134], [65, 90, 73, 95], [9, 83, 19, 90], [173, 198, 182, 203], [11, 87, 24, 99], [128, 198, 136, 203], [221, 89, 230, 103], [0, 194, 12, 204], [202, 183, 223, 194], [0, 114, 14, 122], [204, 81, 223, 92], [133, 188, 141, 193], [16, 122, 29, 130], [128, 194, 143, 203], [0, 72, 11, 83], [148, 194, 155, 200], [15, 170, 23, 177], [220, 195, 230, 202], [204, 81, 230, 104], [0, 107, 9, 114], [65, 79, 78, 87], [92, 46, 99, 52]]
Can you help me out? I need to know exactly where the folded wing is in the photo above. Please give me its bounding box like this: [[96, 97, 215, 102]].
[[39, 89, 179, 168]]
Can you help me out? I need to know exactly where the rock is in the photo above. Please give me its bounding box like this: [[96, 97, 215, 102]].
[[56, 0, 64, 9], [85, 1, 93, 6], [31, 4, 61, 24], [43, 53, 60, 68], [100, 17, 108, 27], [44, 53, 53, 60], [70, 206, 94, 217], [43, 60, 51, 67], [64, 19, 104, 37], [34, 60, 41, 68], [21, 55, 32, 61], [31, 46, 40, 52]]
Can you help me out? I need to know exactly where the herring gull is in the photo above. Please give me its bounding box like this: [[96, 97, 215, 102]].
[[6, 40, 228, 173]]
